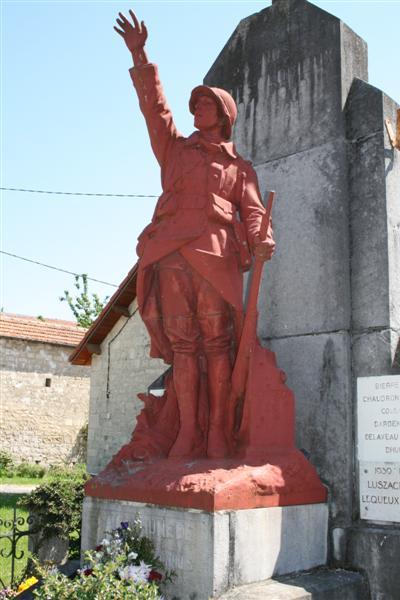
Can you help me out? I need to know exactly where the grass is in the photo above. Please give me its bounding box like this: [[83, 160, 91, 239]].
[[0, 493, 30, 589], [0, 465, 84, 486]]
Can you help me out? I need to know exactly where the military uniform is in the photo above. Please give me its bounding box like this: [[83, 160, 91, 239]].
[[130, 63, 268, 364]]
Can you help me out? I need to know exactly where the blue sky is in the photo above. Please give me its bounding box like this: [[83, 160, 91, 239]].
[[1, 0, 399, 321]]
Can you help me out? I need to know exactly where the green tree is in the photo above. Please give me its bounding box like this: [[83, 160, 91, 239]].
[[60, 274, 108, 328]]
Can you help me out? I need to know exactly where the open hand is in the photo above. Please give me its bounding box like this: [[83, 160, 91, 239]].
[[114, 9, 148, 53]]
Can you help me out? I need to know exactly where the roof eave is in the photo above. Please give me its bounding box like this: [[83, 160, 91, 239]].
[[69, 262, 138, 366]]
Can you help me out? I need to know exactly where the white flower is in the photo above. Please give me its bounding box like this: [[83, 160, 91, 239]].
[[127, 551, 138, 561], [118, 561, 151, 583], [100, 538, 110, 546]]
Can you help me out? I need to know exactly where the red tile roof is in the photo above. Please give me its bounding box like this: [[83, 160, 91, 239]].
[[0, 313, 87, 347], [69, 262, 138, 366]]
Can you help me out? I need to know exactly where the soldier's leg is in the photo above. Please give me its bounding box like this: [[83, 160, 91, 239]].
[[196, 275, 233, 458], [158, 254, 203, 457]]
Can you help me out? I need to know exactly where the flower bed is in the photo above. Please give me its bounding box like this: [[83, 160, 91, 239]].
[[31, 519, 172, 599]]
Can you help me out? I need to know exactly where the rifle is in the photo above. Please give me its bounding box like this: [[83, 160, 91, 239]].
[[229, 190, 275, 433]]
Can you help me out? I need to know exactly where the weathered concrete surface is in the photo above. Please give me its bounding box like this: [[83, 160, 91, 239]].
[[265, 333, 352, 526], [352, 329, 398, 376], [205, 0, 367, 164], [346, 79, 400, 372], [229, 505, 328, 583], [384, 96, 400, 341], [82, 498, 328, 600], [204, 5, 399, 588], [254, 141, 350, 339], [216, 568, 369, 599], [347, 527, 400, 600]]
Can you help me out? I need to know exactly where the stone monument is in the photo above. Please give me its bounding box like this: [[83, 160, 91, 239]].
[[80, 0, 399, 598], [203, 0, 399, 597], [81, 4, 328, 599]]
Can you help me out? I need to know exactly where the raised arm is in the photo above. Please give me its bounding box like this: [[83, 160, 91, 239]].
[[114, 10, 180, 167]]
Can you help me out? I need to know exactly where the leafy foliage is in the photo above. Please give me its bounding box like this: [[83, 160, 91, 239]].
[[33, 520, 171, 599], [0, 452, 45, 479], [59, 274, 108, 328], [0, 451, 14, 474], [18, 465, 89, 559], [33, 559, 162, 599]]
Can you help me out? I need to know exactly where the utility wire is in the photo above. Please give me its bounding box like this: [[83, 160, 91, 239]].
[[0, 251, 118, 288], [0, 187, 158, 198]]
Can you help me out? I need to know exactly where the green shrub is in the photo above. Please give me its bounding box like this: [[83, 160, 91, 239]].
[[18, 464, 89, 559], [0, 451, 15, 475], [0, 452, 47, 480], [46, 462, 86, 483], [33, 520, 170, 600], [33, 560, 162, 599], [15, 462, 46, 479]]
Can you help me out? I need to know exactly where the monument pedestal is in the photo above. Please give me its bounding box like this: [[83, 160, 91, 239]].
[[82, 342, 328, 597], [82, 497, 328, 600]]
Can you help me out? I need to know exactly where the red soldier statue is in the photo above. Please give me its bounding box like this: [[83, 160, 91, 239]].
[[114, 10, 275, 460]]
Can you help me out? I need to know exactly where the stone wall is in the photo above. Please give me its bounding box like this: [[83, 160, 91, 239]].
[[86, 299, 165, 474], [0, 337, 90, 465], [204, 0, 368, 528], [203, 0, 400, 596]]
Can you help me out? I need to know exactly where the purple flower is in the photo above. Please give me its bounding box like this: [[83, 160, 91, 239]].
[[120, 521, 129, 530]]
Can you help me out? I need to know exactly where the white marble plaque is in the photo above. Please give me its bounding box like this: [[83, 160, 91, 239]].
[[359, 460, 400, 522], [357, 375, 400, 523]]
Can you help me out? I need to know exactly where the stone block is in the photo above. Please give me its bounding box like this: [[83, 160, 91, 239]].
[[347, 526, 400, 600], [265, 332, 352, 525], [230, 505, 328, 584], [205, 1, 367, 163], [345, 78, 384, 141], [346, 80, 400, 336], [254, 140, 351, 339], [346, 81, 400, 375], [29, 530, 69, 565], [82, 498, 328, 600], [384, 96, 400, 337], [352, 329, 399, 377]]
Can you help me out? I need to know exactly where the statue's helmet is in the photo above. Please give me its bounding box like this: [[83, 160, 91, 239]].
[[189, 85, 237, 140]]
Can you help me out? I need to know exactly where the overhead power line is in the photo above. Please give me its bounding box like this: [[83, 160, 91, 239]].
[[0, 187, 158, 198], [0, 251, 118, 288]]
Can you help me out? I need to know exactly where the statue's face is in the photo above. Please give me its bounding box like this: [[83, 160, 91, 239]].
[[193, 95, 221, 133]]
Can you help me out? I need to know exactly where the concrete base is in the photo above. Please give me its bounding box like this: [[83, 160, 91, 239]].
[[216, 568, 369, 599], [346, 526, 400, 600], [82, 497, 328, 600]]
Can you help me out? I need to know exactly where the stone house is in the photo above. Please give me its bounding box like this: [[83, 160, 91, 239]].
[[0, 313, 90, 465]]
